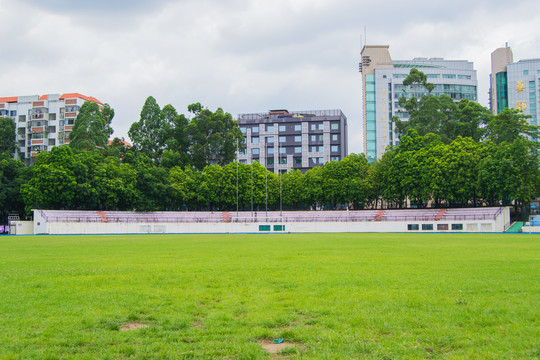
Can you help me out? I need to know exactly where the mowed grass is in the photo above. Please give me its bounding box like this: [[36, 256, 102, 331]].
[[0, 233, 538, 359]]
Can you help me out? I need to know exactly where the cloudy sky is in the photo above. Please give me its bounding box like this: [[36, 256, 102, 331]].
[[1, 0, 539, 153]]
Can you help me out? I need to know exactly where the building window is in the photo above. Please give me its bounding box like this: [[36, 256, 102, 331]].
[[442, 74, 456, 79], [437, 224, 449, 231], [267, 147, 274, 155], [259, 225, 271, 231], [252, 137, 259, 144], [252, 126, 259, 133], [273, 225, 285, 231], [279, 125, 286, 132], [279, 136, 286, 143], [49, 113, 56, 121], [331, 134, 338, 141], [331, 122, 339, 130], [280, 158, 287, 164], [407, 224, 419, 231], [318, 123, 324, 130], [422, 224, 433, 231], [267, 158, 274, 165], [266, 136, 274, 143], [18, 115, 26, 122], [266, 125, 274, 132], [294, 157, 302, 164], [310, 146, 317, 152], [524, 70, 529, 75], [330, 156, 339, 161], [294, 135, 301, 142], [252, 148, 259, 155], [331, 145, 339, 152], [294, 146, 301, 153], [240, 127, 246, 133], [10, 110, 16, 117], [310, 158, 316, 164], [318, 157, 324, 164], [451, 224, 463, 231], [279, 147, 286, 154], [294, 124, 301, 131], [426, 74, 440, 78], [458, 75, 471, 80]]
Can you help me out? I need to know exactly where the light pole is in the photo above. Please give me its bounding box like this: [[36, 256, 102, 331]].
[[251, 158, 253, 222], [236, 141, 239, 221], [265, 140, 268, 221]]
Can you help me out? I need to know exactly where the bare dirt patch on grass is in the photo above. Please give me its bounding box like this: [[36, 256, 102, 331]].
[[258, 339, 303, 354], [119, 322, 149, 331]]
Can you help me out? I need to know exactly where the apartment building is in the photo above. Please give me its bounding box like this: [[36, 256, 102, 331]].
[[236, 109, 348, 173], [360, 45, 478, 161], [0, 93, 103, 162]]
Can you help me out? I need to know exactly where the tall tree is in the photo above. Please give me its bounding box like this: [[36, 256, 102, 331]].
[[0, 153, 26, 221], [69, 102, 114, 150], [128, 96, 165, 161], [187, 103, 243, 170], [0, 117, 16, 154]]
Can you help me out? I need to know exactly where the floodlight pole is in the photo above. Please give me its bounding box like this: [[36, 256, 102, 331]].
[[279, 140, 282, 221], [265, 140, 268, 221], [236, 140, 239, 221], [251, 159, 254, 222]]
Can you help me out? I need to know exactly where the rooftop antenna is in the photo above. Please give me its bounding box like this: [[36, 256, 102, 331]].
[[364, 26, 367, 46]]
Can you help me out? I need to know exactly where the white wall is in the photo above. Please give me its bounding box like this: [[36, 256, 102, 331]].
[[8, 221, 33, 235], [40, 219, 504, 235]]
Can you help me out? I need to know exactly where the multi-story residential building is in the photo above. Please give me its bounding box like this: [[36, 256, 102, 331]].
[[0, 93, 103, 163], [236, 109, 348, 173], [490, 46, 540, 127], [360, 45, 478, 161]]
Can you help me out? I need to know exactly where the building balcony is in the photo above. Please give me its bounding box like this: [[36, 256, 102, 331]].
[[31, 139, 44, 145], [32, 101, 46, 108], [30, 126, 45, 133], [64, 125, 73, 131], [65, 112, 77, 118]]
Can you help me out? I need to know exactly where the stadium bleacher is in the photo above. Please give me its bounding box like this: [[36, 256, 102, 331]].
[[37, 207, 505, 224]]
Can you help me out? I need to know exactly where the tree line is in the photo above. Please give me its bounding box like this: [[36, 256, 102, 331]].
[[0, 72, 539, 222]]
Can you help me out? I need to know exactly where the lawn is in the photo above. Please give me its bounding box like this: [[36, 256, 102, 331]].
[[0, 233, 538, 359]]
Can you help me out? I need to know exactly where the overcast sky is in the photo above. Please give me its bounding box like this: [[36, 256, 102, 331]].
[[1, 0, 539, 154]]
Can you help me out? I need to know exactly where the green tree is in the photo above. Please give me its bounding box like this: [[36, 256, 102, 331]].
[[301, 166, 324, 208], [322, 154, 370, 209], [187, 103, 243, 170], [128, 96, 166, 161], [486, 108, 538, 144], [0, 117, 16, 154], [69, 102, 114, 150], [0, 153, 26, 220], [161, 104, 190, 168]]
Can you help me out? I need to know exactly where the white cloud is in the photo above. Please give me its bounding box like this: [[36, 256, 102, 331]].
[[1, 0, 539, 154]]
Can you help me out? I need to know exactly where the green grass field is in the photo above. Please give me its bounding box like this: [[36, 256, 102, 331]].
[[0, 233, 538, 359]]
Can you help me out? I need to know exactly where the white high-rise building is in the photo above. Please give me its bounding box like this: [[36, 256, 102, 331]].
[[360, 45, 478, 161], [490, 46, 540, 127], [0, 93, 103, 163]]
